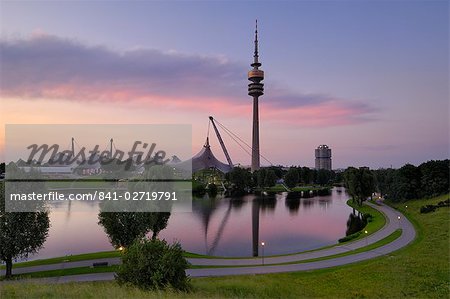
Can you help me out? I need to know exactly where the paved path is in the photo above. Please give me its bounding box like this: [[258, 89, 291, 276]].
[[0, 202, 416, 283]]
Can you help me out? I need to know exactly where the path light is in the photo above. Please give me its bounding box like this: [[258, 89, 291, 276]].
[[364, 230, 368, 246], [118, 246, 124, 252], [397, 216, 401, 229], [261, 241, 265, 265]]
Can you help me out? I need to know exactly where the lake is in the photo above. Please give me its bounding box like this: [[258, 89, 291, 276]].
[[30, 187, 352, 259]]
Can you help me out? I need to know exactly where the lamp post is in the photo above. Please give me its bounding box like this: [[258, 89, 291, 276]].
[[397, 216, 401, 229], [261, 241, 265, 265], [364, 230, 368, 246]]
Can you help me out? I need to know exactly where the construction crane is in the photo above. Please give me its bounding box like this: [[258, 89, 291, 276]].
[[209, 116, 233, 168]]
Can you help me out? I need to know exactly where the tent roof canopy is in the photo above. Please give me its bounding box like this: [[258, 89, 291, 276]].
[[176, 137, 232, 174]]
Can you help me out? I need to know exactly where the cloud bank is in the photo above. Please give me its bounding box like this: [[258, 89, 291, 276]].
[[0, 35, 376, 126]]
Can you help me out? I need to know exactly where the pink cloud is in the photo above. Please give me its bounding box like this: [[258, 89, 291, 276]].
[[0, 35, 377, 127], [262, 100, 373, 127]]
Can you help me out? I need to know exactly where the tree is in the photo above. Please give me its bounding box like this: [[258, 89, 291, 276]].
[[284, 167, 299, 188], [98, 164, 174, 248], [316, 169, 332, 186], [266, 166, 284, 179], [334, 170, 344, 185], [225, 167, 253, 194], [373, 160, 448, 202], [264, 170, 277, 187], [419, 160, 449, 198], [98, 211, 154, 248], [150, 212, 171, 240], [310, 169, 318, 185], [0, 182, 50, 278], [116, 238, 190, 291], [392, 164, 421, 201], [98, 204, 171, 247], [373, 168, 396, 198], [255, 168, 267, 188], [344, 167, 375, 206], [300, 167, 312, 184]]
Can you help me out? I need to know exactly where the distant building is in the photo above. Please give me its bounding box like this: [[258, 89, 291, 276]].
[[315, 145, 332, 171]]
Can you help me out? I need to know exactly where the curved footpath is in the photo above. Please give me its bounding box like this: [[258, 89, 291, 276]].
[[0, 202, 416, 283]]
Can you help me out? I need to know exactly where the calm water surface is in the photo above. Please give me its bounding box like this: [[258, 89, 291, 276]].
[[31, 187, 352, 259]]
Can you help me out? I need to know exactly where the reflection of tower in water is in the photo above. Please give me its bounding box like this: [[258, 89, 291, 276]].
[[193, 195, 279, 257], [252, 199, 260, 257], [252, 196, 277, 257]]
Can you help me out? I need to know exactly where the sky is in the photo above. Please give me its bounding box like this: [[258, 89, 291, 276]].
[[0, 0, 448, 169]]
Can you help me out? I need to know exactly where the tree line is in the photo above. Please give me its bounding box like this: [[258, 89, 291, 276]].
[[344, 159, 449, 206], [225, 166, 339, 194], [226, 159, 448, 203]]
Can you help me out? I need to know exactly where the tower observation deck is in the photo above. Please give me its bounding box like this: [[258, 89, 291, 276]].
[[248, 20, 264, 172]]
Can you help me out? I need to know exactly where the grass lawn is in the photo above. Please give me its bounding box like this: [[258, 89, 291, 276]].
[[0, 250, 212, 270], [1, 265, 118, 281], [1, 194, 448, 298], [265, 184, 331, 192], [0, 251, 120, 270]]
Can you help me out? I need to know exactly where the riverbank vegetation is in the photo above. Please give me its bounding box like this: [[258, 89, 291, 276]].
[[222, 166, 337, 196], [338, 199, 385, 243], [202, 159, 448, 201]]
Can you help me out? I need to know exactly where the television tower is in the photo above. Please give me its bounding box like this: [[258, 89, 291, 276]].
[[248, 20, 264, 172]]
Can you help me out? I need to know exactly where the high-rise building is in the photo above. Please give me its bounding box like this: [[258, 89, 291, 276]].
[[248, 20, 264, 172], [315, 145, 332, 170]]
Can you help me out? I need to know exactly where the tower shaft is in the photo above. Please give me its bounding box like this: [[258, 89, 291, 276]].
[[252, 97, 260, 172]]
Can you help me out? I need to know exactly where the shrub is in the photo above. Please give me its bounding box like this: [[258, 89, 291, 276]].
[[339, 231, 361, 243], [420, 205, 436, 214], [286, 191, 301, 199], [207, 183, 218, 197], [192, 180, 206, 196], [345, 213, 367, 236], [363, 213, 374, 223], [420, 200, 449, 214], [317, 188, 331, 196], [437, 199, 450, 207], [116, 239, 191, 291]]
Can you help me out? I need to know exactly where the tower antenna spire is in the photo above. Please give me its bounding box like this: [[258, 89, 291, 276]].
[[254, 19, 258, 59], [253, 19, 260, 66]]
